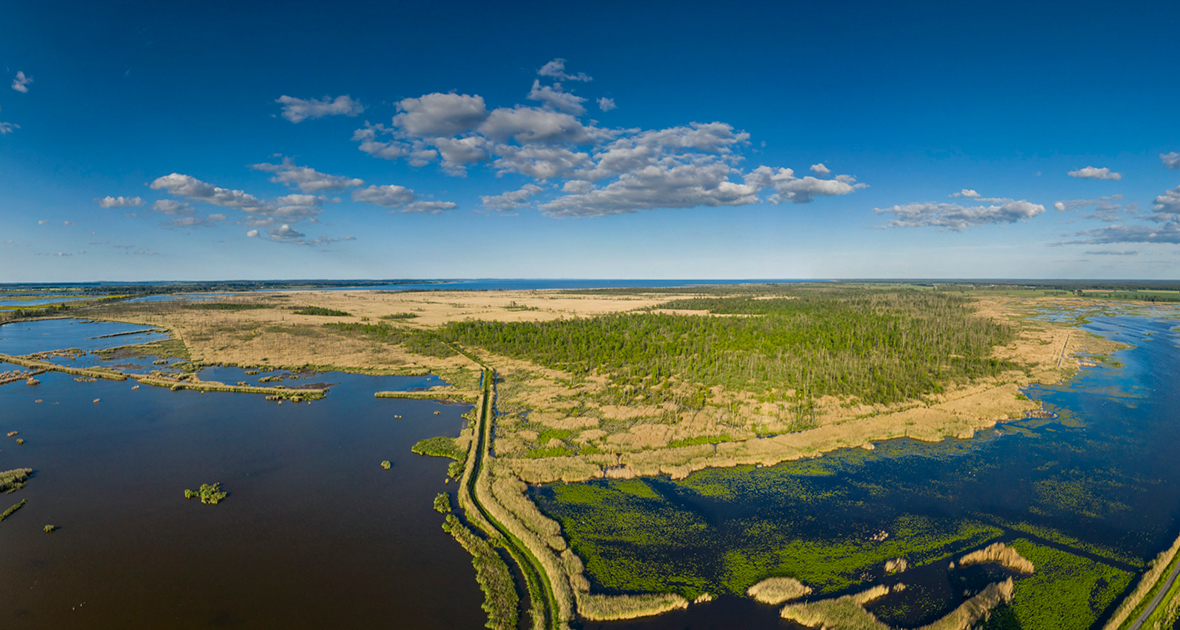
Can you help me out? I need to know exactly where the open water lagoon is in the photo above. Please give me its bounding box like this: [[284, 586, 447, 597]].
[[535, 313, 1180, 630], [0, 320, 484, 629]]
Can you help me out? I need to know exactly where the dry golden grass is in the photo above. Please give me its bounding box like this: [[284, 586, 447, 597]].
[[574, 591, 689, 621], [958, 543, 1034, 574], [747, 577, 812, 605], [781, 579, 1014, 630]]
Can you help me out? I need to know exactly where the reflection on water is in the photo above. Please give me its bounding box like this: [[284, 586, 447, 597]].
[[538, 315, 1180, 630], [0, 320, 484, 630]]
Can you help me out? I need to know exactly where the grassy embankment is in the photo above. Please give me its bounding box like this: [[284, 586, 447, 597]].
[[0, 350, 323, 400], [1103, 531, 1180, 630]]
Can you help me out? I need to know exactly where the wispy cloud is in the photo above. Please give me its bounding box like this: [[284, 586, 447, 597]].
[[1065, 220, 1180, 245], [0, 122, 18, 135], [538, 58, 592, 82], [1161, 152, 1180, 170], [275, 95, 365, 123], [1053, 195, 1138, 221], [251, 158, 364, 193], [874, 199, 1045, 231]]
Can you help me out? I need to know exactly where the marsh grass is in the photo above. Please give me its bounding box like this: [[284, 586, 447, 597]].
[[442, 514, 519, 630], [292, 306, 352, 316], [746, 577, 812, 604], [0, 498, 26, 521], [958, 542, 1034, 574], [1005, 539, 1132, 630], [780, 579, 1013, 630], [185, 483, 228, 505], [0, 469, 32, 493], [574, 591, 689, 621]]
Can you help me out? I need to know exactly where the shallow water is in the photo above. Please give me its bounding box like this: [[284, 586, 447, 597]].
[[0, 320, 484, 630], [537, 314, 1180, 630]]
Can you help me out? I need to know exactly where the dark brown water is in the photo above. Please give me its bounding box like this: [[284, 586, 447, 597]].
[[0, 320, 485, 629]]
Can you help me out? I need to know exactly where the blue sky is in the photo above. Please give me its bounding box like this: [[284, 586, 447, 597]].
[[2, 0, 1179, 282]]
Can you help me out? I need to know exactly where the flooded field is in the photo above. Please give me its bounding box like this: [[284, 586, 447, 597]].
[[0, 319, 483, 630], [534, 314, 1180, 630]]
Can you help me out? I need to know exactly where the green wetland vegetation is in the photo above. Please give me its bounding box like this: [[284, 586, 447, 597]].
[[184, 482, 228, 505], [439, 289, 1018, 406], [530, 313, 1180, 629]]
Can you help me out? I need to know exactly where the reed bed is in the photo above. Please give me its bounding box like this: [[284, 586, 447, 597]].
[[0, 468, 32, 493], [746, 577, 812, 605], [442, 514, 519, 630], [920, 579, 1014, 630], [375, 390, 476, 401], [134, 376, 324, 400], [780, 579, 1015, 630], [477, 455, 575, 623], [1103, 531, 1180, 629], [87, 328, 161, 339], [574, 592, 689, 621], [958, 542, 1035, 574], [489, 470, 567, 551], [0, 353, 127, 381], [780, 584, 892, 629], [0, 499, 26, 521]]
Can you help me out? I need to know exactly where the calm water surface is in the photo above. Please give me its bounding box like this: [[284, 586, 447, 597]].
[[0, 320, 484, 630]]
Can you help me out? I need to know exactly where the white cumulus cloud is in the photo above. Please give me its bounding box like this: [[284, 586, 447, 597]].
[[951, 189, 980, 198], [11, 71, 31, 93], [527, 80, 587, 116], [597, 97, 616, 112], [1154, 185, 1180, 214], [351, 184, 417, 208], [481, 184, 543, 212], [1162, 152, 1180, 170], [1068, 166, 1122, 181], [276, 95, 365, 123], [745, 167, 866, 204], [96, 196, 143, 208], [352, 63, 867, 217], [150, 173, 269, 211], [393, 93, 489, 137]]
